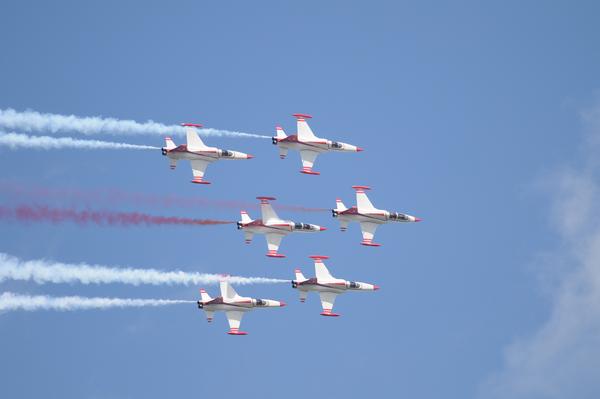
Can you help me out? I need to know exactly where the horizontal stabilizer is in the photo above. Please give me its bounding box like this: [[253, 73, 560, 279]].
[[199, 288, 212, 302], [164, 137, 176, 150], [240, 210, 252, 224]]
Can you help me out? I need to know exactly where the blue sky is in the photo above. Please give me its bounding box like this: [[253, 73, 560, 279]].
[[1, 1, 600, 398]]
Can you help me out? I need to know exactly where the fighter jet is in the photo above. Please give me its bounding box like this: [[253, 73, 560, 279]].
[[272, 114, 363, 175], [237, 196, 326, 258], [292, 255, 379, 317], [333, 186, 421, 246], [161, 123, 253, 184], [197, 278, 286, 335]]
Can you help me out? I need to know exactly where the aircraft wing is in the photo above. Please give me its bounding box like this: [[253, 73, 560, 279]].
[[354, 186, 377, 212], [225, 311, 246, 335], [185, 125, 208, 151], [190, 159, 210, 184], [220, 280, 240, 300], [265, 233, 284, 257], [258, 197, 280, 221], [314, 257, 334, 280], [359, 222, 380, 246], [319, 292, 339, 316], [295, 114, 318, 141], [300, 150, 319, 174]]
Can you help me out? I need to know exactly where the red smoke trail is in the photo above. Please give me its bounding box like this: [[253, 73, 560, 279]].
[[0, 181, 329, 213], [0, 205, 233, 227]]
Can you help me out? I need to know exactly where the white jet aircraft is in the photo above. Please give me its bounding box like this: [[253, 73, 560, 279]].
[[161, 123, 254, 184], [333, 186, 421, 246], [292, 255, 379, 317], [197, 278, 285, 335], [272, 114, 363, 175], [237, 196, 326, 258]]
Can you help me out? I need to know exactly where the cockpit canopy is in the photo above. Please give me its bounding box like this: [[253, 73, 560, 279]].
[[389, 212, 409, 221], [330, 141, 343, 149], [221, 150, 234, 157], [348, 281, 361, 289], [294, 222, 314, 230], [255, 299, 267, 306]]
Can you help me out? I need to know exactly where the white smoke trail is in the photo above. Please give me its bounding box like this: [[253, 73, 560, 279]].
[[0, 253, 288, 286], [0, 108, 269, 139], [0, 292, 193, 312], [0, 132, 158, 151]]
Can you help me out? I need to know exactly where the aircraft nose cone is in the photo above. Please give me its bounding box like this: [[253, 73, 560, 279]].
[[356, 147, 364, 152], [279, 301, 286, 307], [319, 226, 327, 231], [373, 285, 380, 291], [414, 217, 422, 222], [246, 154, 255, 159]]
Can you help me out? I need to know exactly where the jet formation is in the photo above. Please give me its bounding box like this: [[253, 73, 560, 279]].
[[156, 114, 421, 334]]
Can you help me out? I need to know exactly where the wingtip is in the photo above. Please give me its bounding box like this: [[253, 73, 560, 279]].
[[361, 241, 382, 247], [266, 253, 286, 258], [227, 330, 248, 336], [191, 179, 211, 185], [292, 113, 313, 119], [300, 169, 321, 175], [181, 122, 203, 128]]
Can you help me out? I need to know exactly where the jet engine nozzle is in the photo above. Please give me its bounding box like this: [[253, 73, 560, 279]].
[[271, 137, 278, 145], [291, 280, 298, 289], [331, 209, 338, 218], [197, 301, 203, 309], [236, 222, 243, 230], [161, 148, 167, 156]]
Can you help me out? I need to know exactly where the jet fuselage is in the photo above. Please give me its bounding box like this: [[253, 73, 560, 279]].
[[273, 135, 357, 153], [292, 278, 377, 294], [333, 206, 418, 224], [162, 144, 247, 162], [237, 219, 324, 235], [197, 296, 282, 312]]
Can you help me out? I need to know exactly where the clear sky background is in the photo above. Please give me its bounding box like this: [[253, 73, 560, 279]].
[[1, 1, 600, 398]]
